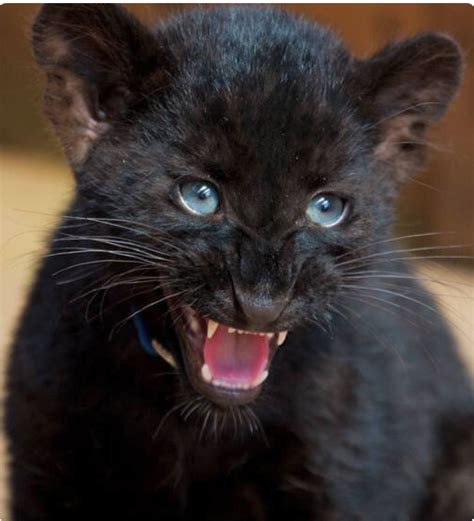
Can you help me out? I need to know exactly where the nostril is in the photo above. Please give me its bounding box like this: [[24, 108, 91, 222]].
[[234, 289, 288, 327]]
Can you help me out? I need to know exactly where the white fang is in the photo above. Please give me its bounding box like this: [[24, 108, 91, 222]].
[[201, 364, 212, 383], [207, 319, 219, 339]]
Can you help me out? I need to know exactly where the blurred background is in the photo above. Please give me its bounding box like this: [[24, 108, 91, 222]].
[[1, 4, 473, 518]]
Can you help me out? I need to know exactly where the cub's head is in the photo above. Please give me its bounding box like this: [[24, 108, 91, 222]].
[[33, 5, 462, 407]]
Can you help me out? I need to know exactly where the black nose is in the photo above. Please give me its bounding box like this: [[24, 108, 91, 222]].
[[234, 288, 288, 327]]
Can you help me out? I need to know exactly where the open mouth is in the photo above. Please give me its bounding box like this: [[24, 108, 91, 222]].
[[155, 306, 288, 405]]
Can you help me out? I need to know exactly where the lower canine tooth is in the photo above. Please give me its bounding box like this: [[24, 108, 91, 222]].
[[253, 370, 269, 387], [201, 364, 212, 383]]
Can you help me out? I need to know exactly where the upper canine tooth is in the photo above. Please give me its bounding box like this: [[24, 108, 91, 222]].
[[266, 333, 274, 339], [207, 320, 219, 339], [277, 331, 288, 346], [228, 327, 236, 334]]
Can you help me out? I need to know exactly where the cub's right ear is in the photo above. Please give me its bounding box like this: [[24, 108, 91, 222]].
[[33, 4, 169, 165]]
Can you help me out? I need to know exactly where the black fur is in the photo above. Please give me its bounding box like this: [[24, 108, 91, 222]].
[[6, 5, 473, 520]]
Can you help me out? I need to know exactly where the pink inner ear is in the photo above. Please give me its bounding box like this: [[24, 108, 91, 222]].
[[33, 5, 151, 166], [372, 111, 428, 186], [46, 72, 110, 165], [373, 114, 412, 159]]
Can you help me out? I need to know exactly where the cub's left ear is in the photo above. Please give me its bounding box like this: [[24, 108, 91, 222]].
[[357, 33, 462, 179], [32, 4, 170, 165]]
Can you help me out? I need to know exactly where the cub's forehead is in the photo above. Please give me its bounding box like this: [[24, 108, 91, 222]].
[[171, 10, 352, 81], [156, 8, 356, 141], [153, 78, 365, 186], [140, 11, 363, 188]]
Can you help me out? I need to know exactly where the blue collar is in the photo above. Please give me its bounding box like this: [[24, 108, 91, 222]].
[[130, 306, 159, 357]]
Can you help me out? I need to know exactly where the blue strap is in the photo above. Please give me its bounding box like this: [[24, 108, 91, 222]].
[[130, 306, 158, 357]]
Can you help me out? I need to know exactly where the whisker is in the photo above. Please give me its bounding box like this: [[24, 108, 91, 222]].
[[340, 284, 472, 348], [338, 256, 473, 278], [342, 274, 473, 300], [246, 407, 268, 446], [54, 235, 174, 262], [86, 284, 161, 323], [70, 267, 154, 303], [341, 284, 443, 317], [336, 244, 471, 270], [308, 314, 331, 336], [333, 231, 456, 262], [241, 407, 256, 435], [110, 285, 204, 338], [52, 258, 146, 278], [199, 404, 212, 442], [230, 407, 239, 439], [182, 397, 205, 422], [61, 215, 188, 254], [337, 300, 409, 372], [46, 248, 158, 266], [340, 294, 441, 372], [364, 101, 444, 130], [152, 400, 187, 440]]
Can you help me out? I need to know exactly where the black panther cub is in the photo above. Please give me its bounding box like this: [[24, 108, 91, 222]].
[[6, 5, 473, 520]]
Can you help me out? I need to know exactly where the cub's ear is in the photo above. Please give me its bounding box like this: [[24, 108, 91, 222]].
[[33, 4, 168, 165], [357, 33, 462, 181]]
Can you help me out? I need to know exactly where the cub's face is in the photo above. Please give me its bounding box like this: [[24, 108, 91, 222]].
[[34, 5, 461, 406]]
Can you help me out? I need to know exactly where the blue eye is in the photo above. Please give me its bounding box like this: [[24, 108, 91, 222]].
[[306, 193, 347, 227], [178, 181, 220, 215]]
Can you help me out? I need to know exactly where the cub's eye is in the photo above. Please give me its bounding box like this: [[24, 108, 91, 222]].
[[306, 193, 347, 227], [178, 181, 220, 215]]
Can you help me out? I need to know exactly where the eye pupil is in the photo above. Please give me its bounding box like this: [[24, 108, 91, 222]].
[[306, 193, 346, 227], [197, 186, 211, 199], [317, 197, 331, 212], [178, 181, 219, 215]]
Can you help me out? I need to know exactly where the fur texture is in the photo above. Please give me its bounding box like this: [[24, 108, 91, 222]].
[[6, 5, 473, 520]]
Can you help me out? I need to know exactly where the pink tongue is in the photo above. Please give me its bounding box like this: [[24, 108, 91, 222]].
[[204, 325, 269, 385]]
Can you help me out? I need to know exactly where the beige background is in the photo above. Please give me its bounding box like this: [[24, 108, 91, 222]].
[[1, 4, 473, 519]]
